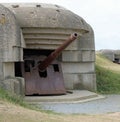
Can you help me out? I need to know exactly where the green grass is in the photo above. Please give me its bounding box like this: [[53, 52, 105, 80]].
[[96, 53, 120, 73], [96, 53, 120, 94], [0, 88, 31, 108], [0, 87, 55, 114], [96, 65, 120, 94]]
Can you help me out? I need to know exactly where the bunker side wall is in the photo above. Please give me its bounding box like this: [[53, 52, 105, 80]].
[[0, 4, 25, 95], [62, 26, 96, 91]]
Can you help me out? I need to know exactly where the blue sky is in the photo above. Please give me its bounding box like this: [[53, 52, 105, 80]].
[[0, 0, 120, 50]]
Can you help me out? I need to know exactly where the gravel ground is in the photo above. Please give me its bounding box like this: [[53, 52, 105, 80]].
[[40, 95, 120, 114]]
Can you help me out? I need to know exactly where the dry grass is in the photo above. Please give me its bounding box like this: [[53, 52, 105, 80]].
[[0, 53, 120, 122], [96, 53, 120, 73], [0, 100, 120, 122]]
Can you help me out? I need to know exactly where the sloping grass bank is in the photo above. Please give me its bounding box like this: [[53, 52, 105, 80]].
[[96, 53, 120, 94], [0, 88, 32, 108], [96, 65, 120, 94]]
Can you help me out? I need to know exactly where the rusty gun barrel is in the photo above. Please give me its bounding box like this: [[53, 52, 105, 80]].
[[38, 33, 77, 72]]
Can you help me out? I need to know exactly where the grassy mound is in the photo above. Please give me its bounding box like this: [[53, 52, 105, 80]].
[[96, 53, 120, 94]]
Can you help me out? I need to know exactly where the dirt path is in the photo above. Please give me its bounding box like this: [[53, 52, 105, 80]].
[[0, 100, 120, 122]]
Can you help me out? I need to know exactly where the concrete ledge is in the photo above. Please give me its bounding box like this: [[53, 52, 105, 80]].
[[24, 90, 105, 104]]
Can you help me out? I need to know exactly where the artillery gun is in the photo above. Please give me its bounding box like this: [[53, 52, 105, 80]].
[[23, 33, 77, 95]]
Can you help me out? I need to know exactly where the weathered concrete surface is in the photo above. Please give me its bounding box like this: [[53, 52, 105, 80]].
[[3, 3, 89, 31], [0, 4, 22, 62], [62, 50, 95, 62], [24, 90, 104, 103], [0, 77, 25, 95], [0, 4, 24, 85]]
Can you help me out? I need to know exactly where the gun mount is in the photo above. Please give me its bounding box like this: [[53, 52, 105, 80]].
[[23, 33, 77, 95]]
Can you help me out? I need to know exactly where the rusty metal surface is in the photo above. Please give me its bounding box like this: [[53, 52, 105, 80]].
[[24, 56, 66, 95], [38, 33, 77, 71], [23, 34, 77, 95]]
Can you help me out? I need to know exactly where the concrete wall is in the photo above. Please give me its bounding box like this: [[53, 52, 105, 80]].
[[0, 4, 24, 95], [62, 26, 96, 91], [99, 49, 114, 61]]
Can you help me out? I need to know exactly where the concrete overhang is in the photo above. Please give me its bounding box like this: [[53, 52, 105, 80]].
[[2, 3, 89, 35]]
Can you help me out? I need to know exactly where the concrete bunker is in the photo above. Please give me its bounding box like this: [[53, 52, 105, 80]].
[[99, 49, 120, 64], [0, 3, 96, 96]]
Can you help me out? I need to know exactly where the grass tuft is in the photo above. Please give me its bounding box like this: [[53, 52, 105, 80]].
[[0, 88, 33, 108]]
